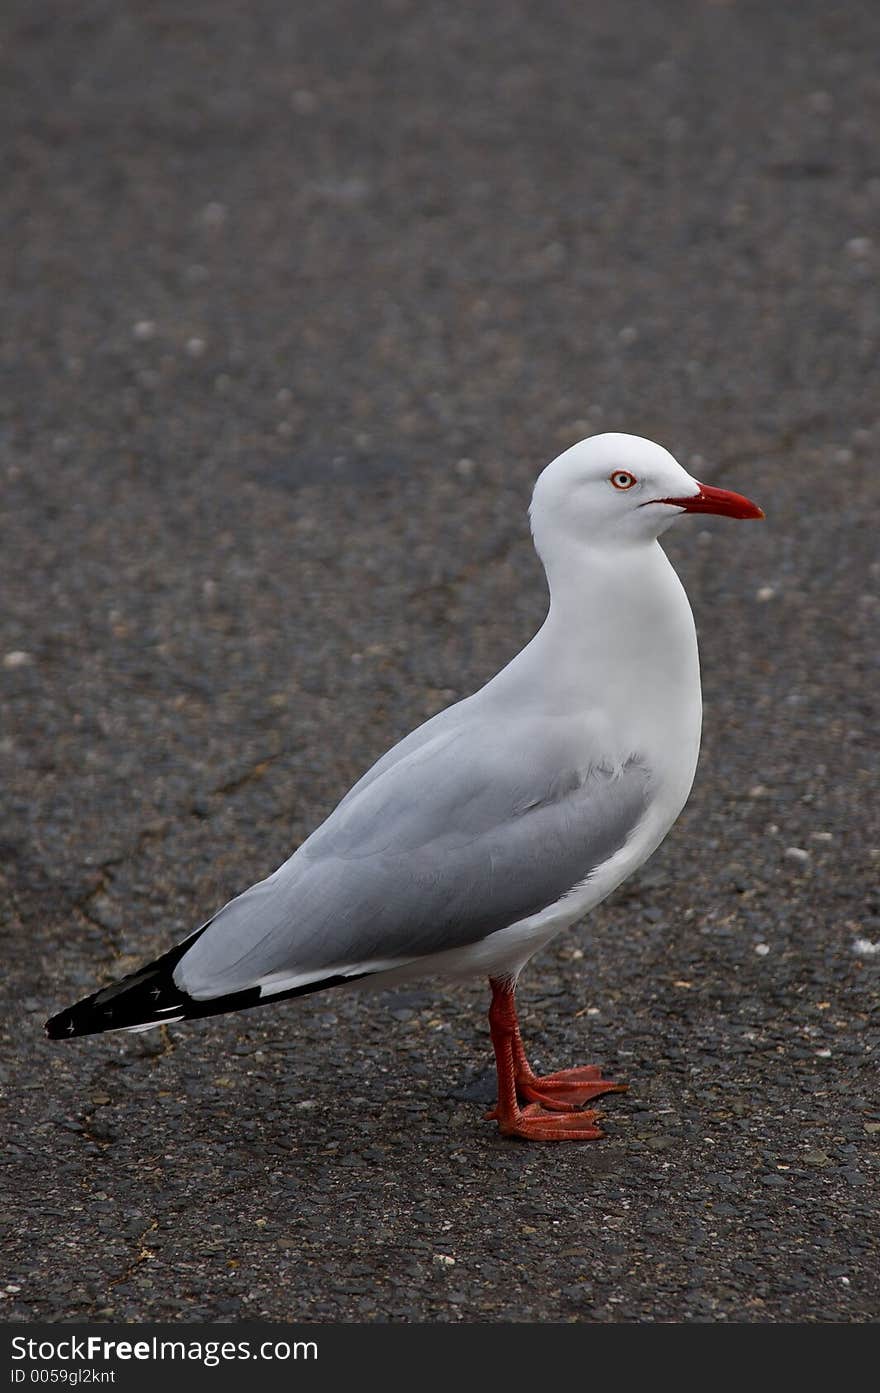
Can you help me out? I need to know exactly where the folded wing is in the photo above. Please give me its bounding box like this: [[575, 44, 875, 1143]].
[[175, 715, 651, 1000]]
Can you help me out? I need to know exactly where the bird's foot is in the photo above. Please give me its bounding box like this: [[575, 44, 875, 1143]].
[[522, 1065, 628, 1109], [485, 1065, 627, 1117], [494, 1102, 605, 1142], [485, 980, 626, 1140]]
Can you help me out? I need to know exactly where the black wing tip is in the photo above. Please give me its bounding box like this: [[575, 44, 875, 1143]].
[[45, 1006, 79, 1040], [45, 1002, 116, 1040], [43, 923, 212, 1041], [44, 973, 188, 1040], [44, 942, 374, 1040]]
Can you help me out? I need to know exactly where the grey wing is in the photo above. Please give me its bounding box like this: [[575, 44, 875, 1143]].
[[175, 718, 651, 999]]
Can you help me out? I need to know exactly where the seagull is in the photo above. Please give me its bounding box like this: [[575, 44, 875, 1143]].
[[46, 433, 762, 1141]]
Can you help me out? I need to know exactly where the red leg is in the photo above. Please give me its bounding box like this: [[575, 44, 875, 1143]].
[[485, 977, 626, 1140]]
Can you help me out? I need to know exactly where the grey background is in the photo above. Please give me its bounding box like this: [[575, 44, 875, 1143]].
[[1, 0, 877, 1323]]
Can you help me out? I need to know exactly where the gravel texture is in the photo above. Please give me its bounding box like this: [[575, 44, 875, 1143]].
[[1, 0, 878, 1324]]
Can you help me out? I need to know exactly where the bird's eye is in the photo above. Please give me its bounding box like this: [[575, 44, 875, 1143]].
[[610, 470, 637, 490]]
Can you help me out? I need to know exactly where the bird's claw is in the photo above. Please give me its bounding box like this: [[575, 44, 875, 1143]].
[[485, 1065, 627, 1117], [495, 1102, 605, 1142]]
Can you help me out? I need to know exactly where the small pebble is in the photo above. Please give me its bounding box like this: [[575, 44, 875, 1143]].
[[291, 89, 318, 114], [784, 846, 809, 864], [201, 202, 227, 228], [432, 1254, 456, 1268], [756, 586, 776, 602], [852, 938, 880, 956], [132, 320, 156, 340], [3, 651, 32, 669], [186, 337, 206, 357], [845, 237, 872, 258], [754, 943, 770, 957], [807, 90, 834, 115]]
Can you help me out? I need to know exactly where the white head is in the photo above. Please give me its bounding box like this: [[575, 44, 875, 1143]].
[[530, 433, 762, 562]]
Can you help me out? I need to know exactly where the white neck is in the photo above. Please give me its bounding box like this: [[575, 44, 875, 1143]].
[[544, 534, 684, 636], [495, 536, 701, 739]]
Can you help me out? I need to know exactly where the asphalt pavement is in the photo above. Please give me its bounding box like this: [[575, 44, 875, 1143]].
[[1, 0, 878, 1323]]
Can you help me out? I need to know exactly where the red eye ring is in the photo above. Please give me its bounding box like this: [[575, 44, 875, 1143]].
[[610, 470, 637, 490]]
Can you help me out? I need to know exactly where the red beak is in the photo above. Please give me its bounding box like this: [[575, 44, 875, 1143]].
[[655, 482, 764, 520]]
